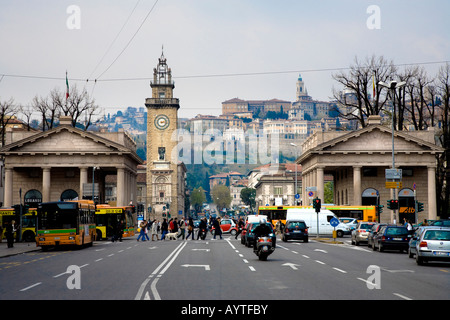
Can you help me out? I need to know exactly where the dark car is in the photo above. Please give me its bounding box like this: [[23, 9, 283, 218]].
[[282, 220, 308, 242], [244, 222, 276, 248], [367, 223, 387, 249], [372, 225, 410, 253]]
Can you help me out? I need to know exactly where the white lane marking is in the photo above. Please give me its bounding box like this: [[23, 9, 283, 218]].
[[393, 293, 413, 300], [333, 267, 347, 273], [20, 282, 42, 291]]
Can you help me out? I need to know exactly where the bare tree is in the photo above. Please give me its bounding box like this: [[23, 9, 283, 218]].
[[18, 104, 35, 131], [0, 97, 17, 146], [436, 64, 450, 219], [332, 55, 396, 128], [65, 85, 99, 131], [31, 85, 99, 131], [31, 94, 59, 131]]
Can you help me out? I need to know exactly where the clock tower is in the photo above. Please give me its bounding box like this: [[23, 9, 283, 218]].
[[145, 51, 182, 221]]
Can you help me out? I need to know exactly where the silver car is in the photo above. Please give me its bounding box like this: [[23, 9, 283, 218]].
[[415, 227, 450, 265], [351, 221, 376, 246]]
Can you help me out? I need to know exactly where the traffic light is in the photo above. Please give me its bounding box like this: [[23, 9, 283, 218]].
[[313, 198, 321, 213], [417, 201, 424, 212], [377, 204, 384, 215], [387, 199, 399, 210]]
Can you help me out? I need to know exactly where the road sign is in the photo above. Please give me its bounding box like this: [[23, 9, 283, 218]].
[[330, 217, 340, 228], [308, 191, 314, 197], [385, 181, 403, 189], [306, 186, 317, 192], [295, 194, 300, 199], [385, 169, 402, 180]]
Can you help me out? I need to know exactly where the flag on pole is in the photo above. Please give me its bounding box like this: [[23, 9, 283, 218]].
[[372, 73, 376, 102], [66, 71, 70, 100]]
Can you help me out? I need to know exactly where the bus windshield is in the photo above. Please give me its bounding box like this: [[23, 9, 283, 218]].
[[38, 204, 78, 230]]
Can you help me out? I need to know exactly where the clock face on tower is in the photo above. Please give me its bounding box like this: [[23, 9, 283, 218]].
[[154, 114, 170, 130]]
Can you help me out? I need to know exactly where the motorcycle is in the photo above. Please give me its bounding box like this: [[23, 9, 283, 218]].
[[254, 236, 275, 261], [198, 227, 207, 240]]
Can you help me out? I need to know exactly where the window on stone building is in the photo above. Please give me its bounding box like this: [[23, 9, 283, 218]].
[[363, 167, 377, 177], [274, 186, 283, 195]]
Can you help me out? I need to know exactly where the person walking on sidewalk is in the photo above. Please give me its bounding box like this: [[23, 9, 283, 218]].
[[5, 220, 16, 248]]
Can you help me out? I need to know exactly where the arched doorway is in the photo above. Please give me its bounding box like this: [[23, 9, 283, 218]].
[[398, 188, 415, 223], [61, 189, 79, 201], [24, 189, 42, 207], [361, 188, 379, 206]]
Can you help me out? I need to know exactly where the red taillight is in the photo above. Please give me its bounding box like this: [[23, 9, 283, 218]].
[[304, 229, 308, 234], [382, 236, 386, 241], [258, 238, 271, 242], [285, 228, 289, 233], [419, 241, 427, 248]]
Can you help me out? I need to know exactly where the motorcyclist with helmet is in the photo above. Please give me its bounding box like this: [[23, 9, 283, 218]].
[[252, 218, 274, 251]]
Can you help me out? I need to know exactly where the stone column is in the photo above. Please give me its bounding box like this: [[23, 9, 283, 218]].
[[353, 166, 362, 206], [427, 166, 437, 220], [117, 168, 125, 207], [42, 167, 51, 202], [4, 168, 13, 207], [79, 167, 88, 198], [317, 167, 324, 202]]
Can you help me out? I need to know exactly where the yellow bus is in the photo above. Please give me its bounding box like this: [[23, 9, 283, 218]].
[[95, 205, 135, 240], [258, 205, 378, 226], [36, 200, 96, 251], [0, 207, 38, 242], [325, 206, 377, 222]]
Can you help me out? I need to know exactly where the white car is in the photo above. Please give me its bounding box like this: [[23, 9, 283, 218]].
[[339, 217, 358, 233]]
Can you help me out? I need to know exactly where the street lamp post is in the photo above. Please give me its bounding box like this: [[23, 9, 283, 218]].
[[290, 143, 299, 205], [378, 80, 406, 224], [92, 166, 97, 203]]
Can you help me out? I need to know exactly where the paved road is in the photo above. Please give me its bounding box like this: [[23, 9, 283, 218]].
[[0, 235, 449, 302]]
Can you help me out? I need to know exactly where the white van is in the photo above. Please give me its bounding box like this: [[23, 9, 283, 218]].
[[286, 208, 350, 237], [246, 214, 268, 224]]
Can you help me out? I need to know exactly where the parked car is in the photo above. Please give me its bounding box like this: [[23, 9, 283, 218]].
[[372, 225, 410, 252], [408, 226, 436, 258], [415, 227, 450, 265], [351, 221, 376, 246], [429, 219, 450, 227], [367, 223, 387, 249], [339, 217, 358, 233], [282, 220, 308, 242], [244, 222, 276, 248]]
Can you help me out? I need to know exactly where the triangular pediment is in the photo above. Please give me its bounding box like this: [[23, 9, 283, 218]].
[[0, 126, 128, 154], [315, 125, 442, 154]]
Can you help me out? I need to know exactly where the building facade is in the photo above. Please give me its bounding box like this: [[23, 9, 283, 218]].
[[298, 115, 444, 224], [0, 116, 142, 208]]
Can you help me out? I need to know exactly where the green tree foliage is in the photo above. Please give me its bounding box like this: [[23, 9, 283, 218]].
[[211, 184, 231, 213], [190, 187, 206, 213], [240, 187, 256, 212]]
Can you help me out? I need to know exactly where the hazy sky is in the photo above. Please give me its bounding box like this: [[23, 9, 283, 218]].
[[0, 0, 449, 119]]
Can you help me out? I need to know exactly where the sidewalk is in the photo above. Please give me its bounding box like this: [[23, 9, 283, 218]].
[[0, 241, 40, 258]]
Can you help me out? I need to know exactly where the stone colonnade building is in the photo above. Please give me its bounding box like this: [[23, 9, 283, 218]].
[[298, 115, 444, 223], [0, 116, 142, 208]]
